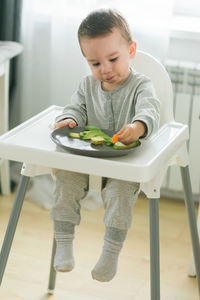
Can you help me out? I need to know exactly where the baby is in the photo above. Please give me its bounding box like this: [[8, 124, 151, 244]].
[[51, 8, 160, 282]]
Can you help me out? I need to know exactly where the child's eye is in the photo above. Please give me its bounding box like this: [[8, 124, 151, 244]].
[[110, 57, 118, 62], [92, 62, 100, 67]]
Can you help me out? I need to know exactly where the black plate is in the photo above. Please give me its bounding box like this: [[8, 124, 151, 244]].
[[51, 126, 141, 158]]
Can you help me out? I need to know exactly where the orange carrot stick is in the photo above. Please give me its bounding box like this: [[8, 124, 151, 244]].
[[112, 133, 119, 143]]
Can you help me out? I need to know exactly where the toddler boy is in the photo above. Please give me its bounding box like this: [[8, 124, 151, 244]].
[[51, 8, 160, 282]]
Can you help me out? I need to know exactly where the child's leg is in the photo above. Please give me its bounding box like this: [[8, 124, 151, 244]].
[[102, 178, 140, 230], [91, 226, 127, 281], [91, 178, 139, 282], [50, 169, 89, 272], [54, 221, 75, 272]]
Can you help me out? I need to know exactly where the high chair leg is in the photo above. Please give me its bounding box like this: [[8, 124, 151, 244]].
[[188, 204, 200, 277], [47, 237, 57, 294], [149, 198, 160, 300], [180, 166, 200, 295], [0, 175, 30, 285]]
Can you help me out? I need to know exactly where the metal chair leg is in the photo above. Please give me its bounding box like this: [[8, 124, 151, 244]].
[[149, 198, 160, 300], [188, 204, 200, 277], [47, 237, 57, 294], [0, 175, 30, 285], [180, 166, 200, 295]]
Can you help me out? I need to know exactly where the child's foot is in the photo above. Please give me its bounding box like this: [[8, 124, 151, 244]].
[[54, 233, 75, 272], [91, 238, 123, 282]]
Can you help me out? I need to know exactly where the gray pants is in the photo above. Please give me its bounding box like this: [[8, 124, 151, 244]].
[[50, 170, 140, 230]]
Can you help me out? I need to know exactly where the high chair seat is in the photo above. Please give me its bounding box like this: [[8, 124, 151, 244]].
[[0, 51, 199, 300]]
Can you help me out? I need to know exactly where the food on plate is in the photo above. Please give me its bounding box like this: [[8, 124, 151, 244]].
[[111, 134, 119, 143], [68, 132, 80, 138], [113, 140, 140, 149], [91, 136, 106, 145], [68, 126, 139, 150]]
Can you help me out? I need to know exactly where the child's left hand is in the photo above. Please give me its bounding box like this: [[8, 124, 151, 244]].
[[117, 121, 146, 145]]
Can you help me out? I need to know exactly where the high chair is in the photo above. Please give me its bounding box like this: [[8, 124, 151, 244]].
[[0, 50, 200, 300]]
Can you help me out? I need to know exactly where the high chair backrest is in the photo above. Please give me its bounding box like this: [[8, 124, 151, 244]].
[[131, 50, 174, 127]]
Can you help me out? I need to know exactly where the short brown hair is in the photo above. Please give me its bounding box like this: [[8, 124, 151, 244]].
[[78, 9, 133, 45]]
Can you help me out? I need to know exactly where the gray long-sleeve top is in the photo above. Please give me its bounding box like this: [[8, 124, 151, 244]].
[[55, 68, 160, 138]]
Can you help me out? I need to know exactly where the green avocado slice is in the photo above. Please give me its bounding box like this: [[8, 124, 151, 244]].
[[68, 132, 80, 138], [113, 140, 140, 149]]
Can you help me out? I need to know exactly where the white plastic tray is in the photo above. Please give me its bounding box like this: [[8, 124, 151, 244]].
[[0, 105, 189, 183]]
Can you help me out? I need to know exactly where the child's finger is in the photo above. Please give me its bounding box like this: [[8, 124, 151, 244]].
[[68, 121, 76, 128], [117, 126, 126, 135], [54, 122, 66, 129], [117, 126, 129, 139], [54, 119, 75, 130]]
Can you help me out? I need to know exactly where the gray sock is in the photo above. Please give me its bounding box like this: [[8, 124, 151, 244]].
[[54, 221, 75, 272], [91, 227, 127, 282]]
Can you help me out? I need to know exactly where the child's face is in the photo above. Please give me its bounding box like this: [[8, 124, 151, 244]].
[[80, 27, 135, 91]]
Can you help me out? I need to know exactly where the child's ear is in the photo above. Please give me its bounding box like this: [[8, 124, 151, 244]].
[[129, 41, 137, 59]]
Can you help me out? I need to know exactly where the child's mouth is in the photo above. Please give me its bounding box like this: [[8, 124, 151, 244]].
[[106, 76, 114, 81]]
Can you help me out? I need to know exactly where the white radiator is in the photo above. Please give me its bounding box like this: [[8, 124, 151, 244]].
[[161, 60, 200, 200]]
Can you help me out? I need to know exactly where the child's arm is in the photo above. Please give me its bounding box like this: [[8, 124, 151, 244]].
[[117, 121, 147, 145], [54, 118, 77, 130]]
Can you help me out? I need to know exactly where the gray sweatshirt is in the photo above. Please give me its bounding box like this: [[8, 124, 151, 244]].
[[55, 68, 160, 138]]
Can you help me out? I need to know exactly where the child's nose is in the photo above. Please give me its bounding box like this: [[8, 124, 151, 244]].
[[101, 62, 112, 74]]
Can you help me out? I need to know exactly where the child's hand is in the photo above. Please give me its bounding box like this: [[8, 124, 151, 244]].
[[117, 121, 146, 144], [54, 118, 77, 130]]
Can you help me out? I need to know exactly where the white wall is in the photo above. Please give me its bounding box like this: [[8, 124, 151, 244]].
[[168, 37, 200, 63]]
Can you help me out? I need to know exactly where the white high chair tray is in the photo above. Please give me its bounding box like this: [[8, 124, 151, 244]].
[[0, 105, 188, 183]]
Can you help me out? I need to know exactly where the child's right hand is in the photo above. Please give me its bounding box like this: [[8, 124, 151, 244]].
[[54, 118, 77, 130]]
